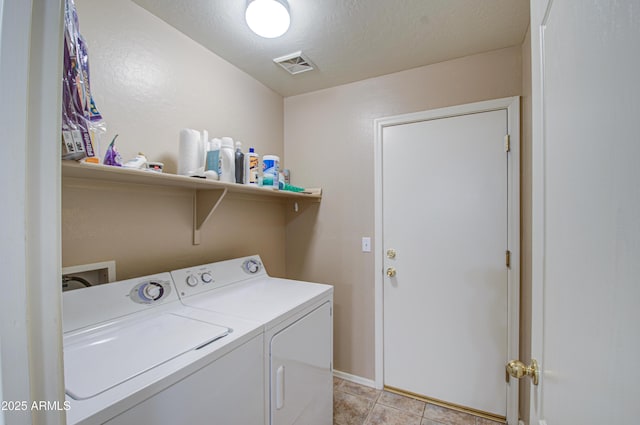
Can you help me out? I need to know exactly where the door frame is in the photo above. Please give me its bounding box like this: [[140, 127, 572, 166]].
[[0, 1, 66, 424], [529, 1, 551, 424], [373, 97, 520, 424]]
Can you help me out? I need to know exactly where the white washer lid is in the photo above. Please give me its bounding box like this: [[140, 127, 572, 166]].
[[64, 313, 229, 400]]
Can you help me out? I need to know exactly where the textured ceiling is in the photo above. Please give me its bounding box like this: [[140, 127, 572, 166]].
[[132, 0, 530, 97]]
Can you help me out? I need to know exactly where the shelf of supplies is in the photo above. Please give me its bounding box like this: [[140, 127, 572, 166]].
[[61, 160, 321, 244]]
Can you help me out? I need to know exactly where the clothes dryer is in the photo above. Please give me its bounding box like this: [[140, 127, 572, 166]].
[[171, 256, 333, 425]]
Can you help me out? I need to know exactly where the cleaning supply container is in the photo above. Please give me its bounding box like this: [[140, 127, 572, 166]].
[[205, 138, 221, 180], [235, 142, 244, 184], [245, 148, 259, 185], [262, 155, 279, 189], [219, 137, 235, 183]]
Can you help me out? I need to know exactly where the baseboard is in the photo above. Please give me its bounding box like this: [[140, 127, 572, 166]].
[[333, 370, 379, 389]]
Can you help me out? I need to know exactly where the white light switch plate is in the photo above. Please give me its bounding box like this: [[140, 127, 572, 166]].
[[361, 237, 371, 252]]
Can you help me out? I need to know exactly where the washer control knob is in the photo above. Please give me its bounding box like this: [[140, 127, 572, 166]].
[[186, 275, 199, 287], [242, 259, 262, 274], [143, 282, 163, 300], [201, 272, 213, 283], [130, 280, 170, 304]]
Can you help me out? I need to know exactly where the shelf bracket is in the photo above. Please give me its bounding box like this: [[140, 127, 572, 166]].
[[193, 188, 227, 245]]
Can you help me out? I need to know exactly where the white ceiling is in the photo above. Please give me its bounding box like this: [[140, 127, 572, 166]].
[[132, 0, 530, 97]]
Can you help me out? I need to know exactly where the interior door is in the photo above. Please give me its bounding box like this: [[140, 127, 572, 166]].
[[530, 0, 640, 424], [381, 105, 517, 421]]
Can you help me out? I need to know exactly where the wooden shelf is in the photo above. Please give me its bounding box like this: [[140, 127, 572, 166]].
[[62, 161, 321, 244], [61, 161, 321, 200]]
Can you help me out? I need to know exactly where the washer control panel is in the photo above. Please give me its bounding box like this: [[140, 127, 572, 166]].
[[171, 255, 267, 299], [129, 279, 172, 304], [183, 270, 216, 288], [64, 272, 180, 333]]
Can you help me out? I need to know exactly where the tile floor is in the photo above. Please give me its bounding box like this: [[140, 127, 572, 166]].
[[333, 377, 504, 425]]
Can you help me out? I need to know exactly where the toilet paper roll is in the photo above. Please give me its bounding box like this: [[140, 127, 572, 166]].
[[178, 128, 202, 176]]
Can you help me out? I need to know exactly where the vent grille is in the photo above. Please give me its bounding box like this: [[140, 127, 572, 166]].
[[273, 51, 315, 75]]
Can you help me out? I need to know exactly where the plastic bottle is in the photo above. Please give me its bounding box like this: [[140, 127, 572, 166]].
[[205, 138, 221, 180], [262, 155, 280, 189], [245, 147, 259, 185], [219, 137, 235, 183], [234, 142, 244, 184], [198, 129, 208, 176]]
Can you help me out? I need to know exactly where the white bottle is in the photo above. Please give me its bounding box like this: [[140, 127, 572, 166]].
[[244, 147, 259, 185], [198, 129, 208, 175], [219, 137, 235, 183]]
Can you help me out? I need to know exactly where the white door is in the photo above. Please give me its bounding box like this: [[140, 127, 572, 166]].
[[530, 1, 640, 424], [377, 98, 519, 423]]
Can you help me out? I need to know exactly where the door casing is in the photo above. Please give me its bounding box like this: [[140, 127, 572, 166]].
[[373, 96, 520, 425]]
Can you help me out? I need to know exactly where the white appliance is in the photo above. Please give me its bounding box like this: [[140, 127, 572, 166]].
[[63, 272, 264, 425], [171, 255, 334, 425]]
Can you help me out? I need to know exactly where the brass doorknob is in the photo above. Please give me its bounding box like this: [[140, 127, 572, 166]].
[[506, 359, 539, 385], [386, 267, 396, 278]]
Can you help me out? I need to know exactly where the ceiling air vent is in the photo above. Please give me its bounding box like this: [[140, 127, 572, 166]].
[[273, 51, 315, 75]]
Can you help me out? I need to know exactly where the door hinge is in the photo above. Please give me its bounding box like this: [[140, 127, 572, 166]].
[[505, 134, 511, 152], [506, 250, 511, 268]]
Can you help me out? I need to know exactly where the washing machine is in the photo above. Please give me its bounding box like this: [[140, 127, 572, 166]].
[[62, 272, 265, 425], [171, 255, 333, 425]]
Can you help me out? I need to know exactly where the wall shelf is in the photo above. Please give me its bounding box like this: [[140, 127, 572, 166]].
[[62, 161, 321, 244]]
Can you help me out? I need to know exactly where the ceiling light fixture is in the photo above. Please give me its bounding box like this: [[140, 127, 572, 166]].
[[245, 0, 290, 38]]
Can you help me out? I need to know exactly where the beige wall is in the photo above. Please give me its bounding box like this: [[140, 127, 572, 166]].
[[75, 0, 284, 170], [519, 26, 533, 425], [63, 0, 287, 279], [284, 47, 523, 380]]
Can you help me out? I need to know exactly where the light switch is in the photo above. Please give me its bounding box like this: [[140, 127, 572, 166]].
[[361, 237, 371, 252]]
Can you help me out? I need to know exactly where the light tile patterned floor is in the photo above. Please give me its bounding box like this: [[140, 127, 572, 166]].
[[333, 377, 504, 425]]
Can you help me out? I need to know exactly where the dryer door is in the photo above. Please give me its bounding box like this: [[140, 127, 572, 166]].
[[270, 301, 332, 425]]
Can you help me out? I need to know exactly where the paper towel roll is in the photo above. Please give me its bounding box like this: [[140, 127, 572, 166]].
[[178, 128, 202, 176]]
